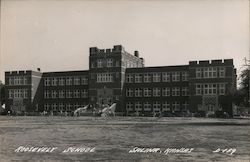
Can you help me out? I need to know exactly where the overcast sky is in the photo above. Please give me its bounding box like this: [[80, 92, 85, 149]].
[[0, 0, 249, 82]]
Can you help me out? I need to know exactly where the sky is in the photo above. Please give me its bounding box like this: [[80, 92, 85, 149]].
[[0, 0, 249, 83]]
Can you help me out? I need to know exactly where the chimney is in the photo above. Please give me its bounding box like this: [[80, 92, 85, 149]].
[[134, 51, 139, 57]]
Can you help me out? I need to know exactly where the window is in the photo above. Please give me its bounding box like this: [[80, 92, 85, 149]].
[[219, 67, 225, 78], [126, 74, 133, 83], [126, 88, 133, 97], [66, 90, 72, 98], [204, 84, 217, 95], [66, 77, 72, 85], [126, 102, 133, 111], [52, 103, 57, 111], [196, 68, 202, 78], [173, 101, 180, 111], [66, 103, 73, 111], [182, 101, 189, 111], [152, 73, 161, 82], [212, 67, 217, 78], [81, 89, 88, 98], [144, 73, 151, 83], [182, 72, 188, 81], [97, 59, 102, 68], [153, 101, 161, 111], [116, 61, 120, 67], [23, 89, 28, 99], [144, 88, 151, 97], [172, 87, 180, 96], [204, 67, 217, 78], [59, 77, 65, 86], [172, 72, 180, 82], [144, 102, 151, 111], [135, 102, 142, 111], [44, 91, 50, 99], [8, 89, 14, 99], [51, 90, 57, 98], [182, 87, 189, 96], [162, 87, 170, 96], [74, 77, 80, 85], [44, 78, 50, 86], [107, 58, 113, 67], [44, 103, 50, 111], [51, 78, 57, 86], [97, 73, 113, 83], [8, 77, 14, 85], [153, 88, 161, 97], [59, 90, 65, 98], [135, 88, 142, 97], [59, 103, 65, 111], [73, 90, 80, 98], [23, 77, 28, 85], [91, 62, 95, 68], [81, 76, 88, 85], [162, 101, 171, 111], [219, 83, 225, 95], [196, 84, 202, 95], [135, 74, 142, 83], [162, 72, 171, 82]]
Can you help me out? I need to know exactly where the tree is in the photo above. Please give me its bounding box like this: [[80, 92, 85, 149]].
[[238, 68, 249, 107], [0, 81, 4, 106]]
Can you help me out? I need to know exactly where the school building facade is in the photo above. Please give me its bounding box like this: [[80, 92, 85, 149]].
[[4, 45, 237, 116]]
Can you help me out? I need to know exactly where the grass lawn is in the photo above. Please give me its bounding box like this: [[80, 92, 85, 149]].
[[0, 116, 249, 162]]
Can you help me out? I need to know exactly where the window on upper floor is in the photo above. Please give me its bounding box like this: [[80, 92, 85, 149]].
[[107, 58, 113, 67], [162, 72, 171, 82], [182, 87, 189, 96], [144, 73, 151, 83], [74, 77, 80, 85], [195, 84, 202, 95], [196, 68, 202, 78], [97, 59, 103, 68], [172, 87, 180, 96], [153, 88, 161, 97], [135, 74, 142, 83], [172, 72, 180, 82], [144, 88, 151, 97], [126, 88, 133, 97], [182, 72, 189, 81], [152, 73, 161, 82], [126, 74, 133, 83], [219, 67, 225, 78]]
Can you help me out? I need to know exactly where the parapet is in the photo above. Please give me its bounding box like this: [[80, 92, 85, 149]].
[[189, 59, 234, 66], [89, 45, 125, 55]]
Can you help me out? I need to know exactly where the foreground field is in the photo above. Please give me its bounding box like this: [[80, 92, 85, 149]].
[[0, 116, 249, 162]]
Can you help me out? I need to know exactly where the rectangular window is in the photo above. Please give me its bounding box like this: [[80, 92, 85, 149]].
[[172, 72, 180, 82], [66, 90, 72, 98], [8, 89, 14, 99], [219, 83, 226, 95], [8, 77, 14, 85], [74, 77, 80, 85], [196, 84, 202, 95], [162, 101, 171, 111], [23, 89, 28, 99], [107, 58, 113, 67], [203, 68, 209, 78], [219, 67, 225, 78], [182, 101, 189, 111], [73, 90, 80, 98], [196, 68, 202, 78], [51, 90, 57, 98], [59, 90, 65, 98], [153, 88, 161, 97], [204, 84, 217, 95], [81, 76, 88, 85], [44, 78, 50, 86], [172, 87, 180, 96], [152, 73, 161, 82], [182, 87, 189, 96], [126, 74, 133, 83], [51, 78, 57, 86], [153, 101, 161, 111], [135, 102, 142, 111], [59, 103, 65, 111], [44, 90, 50, 99], [81, 89, 88, 98], [135, 74, 142, 83], [135, 88, 142, 97], [144, 73, 151, 83], [44, 103, 50, 111], [126, 88, 133, 97], [97, 59, 103, 68], [144, 102, 151, 111], [162, 72, 171, 82], [97, 73, 113, 83], [59, 77, 65, 86], [126, 102, 133, 111], [173, 101, 180, 111], [162, 87, 170, 96], [182, 72, 188, 81], [66, 77, 72, 85], [144, 88, 151, 97]]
